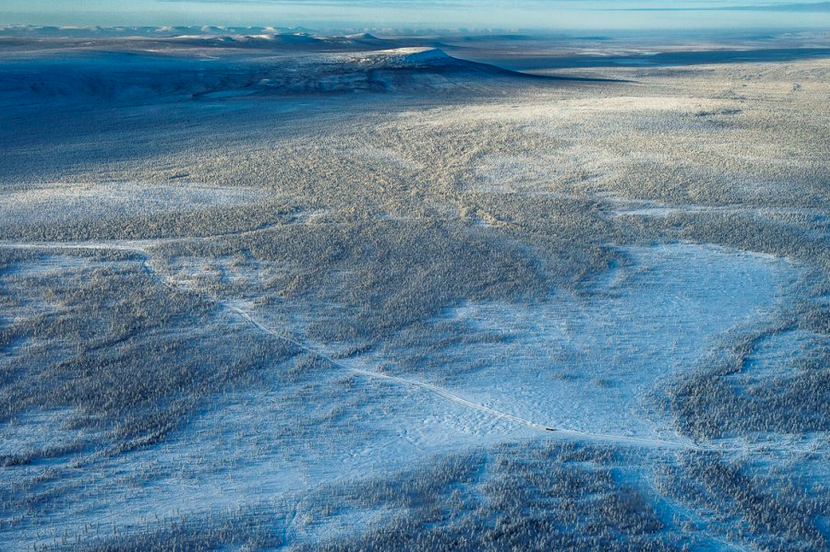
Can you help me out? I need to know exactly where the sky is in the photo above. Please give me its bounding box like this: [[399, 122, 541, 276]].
[[1, 0, 829, 31]]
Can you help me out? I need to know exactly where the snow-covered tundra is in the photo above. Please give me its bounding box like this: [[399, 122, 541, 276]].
[[1, 27, 829, 551]]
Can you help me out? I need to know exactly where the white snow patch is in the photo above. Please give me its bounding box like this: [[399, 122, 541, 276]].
[[0, 409, 96, 459], [0, 182, 262, 227], [471, 148, 617, 194], [2, 254, 87, 278], [397, 48, 452, 64], [0, 242, 806, 549], [351, 48, 452, 66], [729, 328, 830, 386], [360, 242, 802, 442], [604, 195, 821, 219]]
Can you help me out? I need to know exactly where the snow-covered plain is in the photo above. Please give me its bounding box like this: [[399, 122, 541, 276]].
[[0, 183, 261, 230], [364, 243, 802, 441], [1, 30, 830, 551]]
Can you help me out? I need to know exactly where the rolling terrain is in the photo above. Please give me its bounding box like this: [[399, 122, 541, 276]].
[[1, 28, 830, 551]]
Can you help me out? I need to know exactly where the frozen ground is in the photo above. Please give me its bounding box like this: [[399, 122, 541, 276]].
[[0, 183, 261, 231], [1, 29, 830, 551], [356, 243, 802, 442]]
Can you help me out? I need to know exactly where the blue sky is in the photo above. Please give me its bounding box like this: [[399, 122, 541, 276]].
[[2, 0, 829, 30]]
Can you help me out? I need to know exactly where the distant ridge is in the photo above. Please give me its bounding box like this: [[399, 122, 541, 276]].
[[343, 33, 381, 41], [0, 45, 561, 106], [243, 47, 554, 96], [396, 48, 453, 63]]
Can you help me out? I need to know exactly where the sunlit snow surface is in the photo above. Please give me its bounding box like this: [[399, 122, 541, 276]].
[[2, 32, 829, 550], [0, 183, 260, 229], [348, 243, 801, 441], [1, 242, 802, 548], [402, 245, 799, 435]]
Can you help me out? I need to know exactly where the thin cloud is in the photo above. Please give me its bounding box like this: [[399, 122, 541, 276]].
[[610, 1, 830, 12]]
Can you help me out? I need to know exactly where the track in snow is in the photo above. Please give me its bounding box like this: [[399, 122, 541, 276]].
[[0, 238, 720, 451]]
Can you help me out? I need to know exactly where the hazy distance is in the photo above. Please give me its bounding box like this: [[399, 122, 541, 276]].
[[3, 0, 830, 31]]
